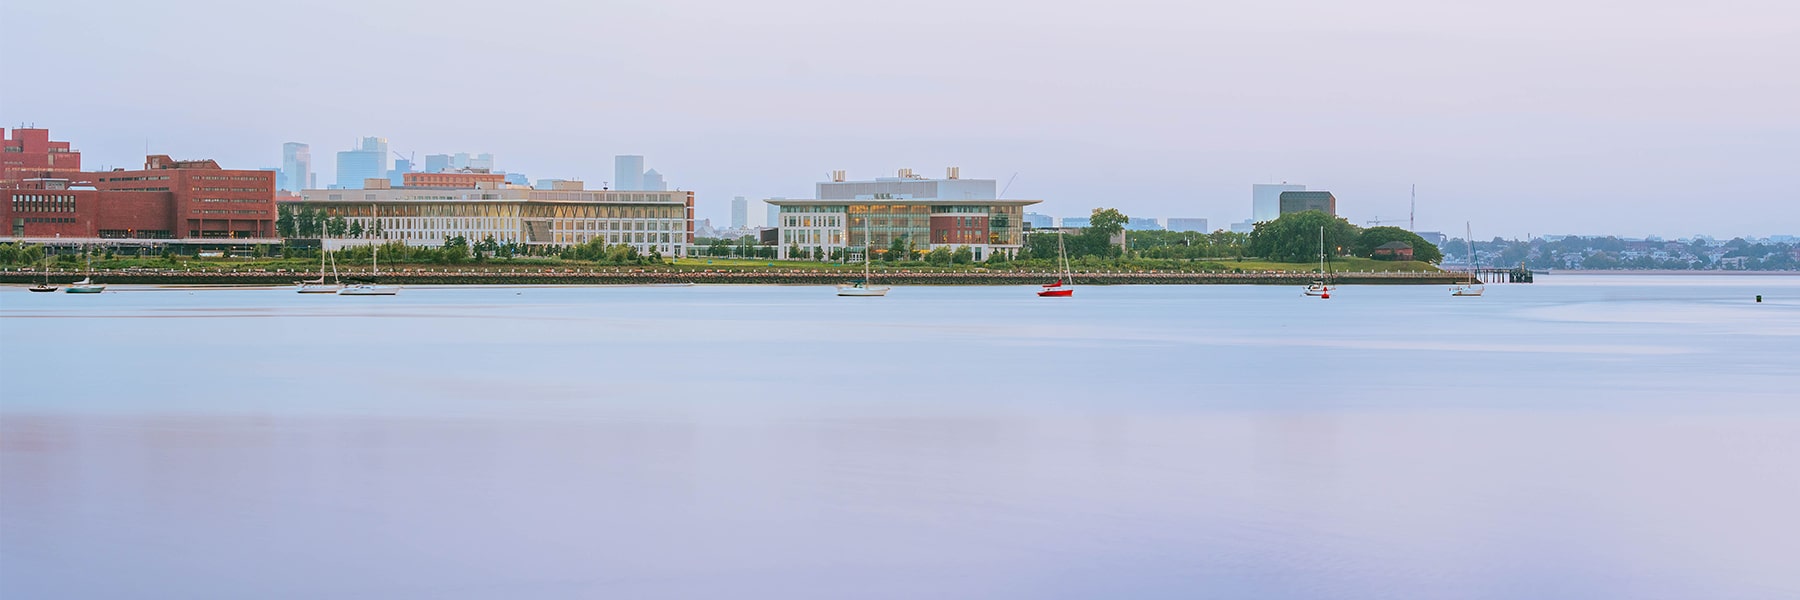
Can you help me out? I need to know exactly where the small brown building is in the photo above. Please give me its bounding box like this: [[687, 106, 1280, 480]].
[[1373, 240, 1414, 260]]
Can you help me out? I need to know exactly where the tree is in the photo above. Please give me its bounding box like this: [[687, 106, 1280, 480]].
[[1246, 211, 1361, 262], [926, 246, 953, 266], [276, 208, 296, 238], [887, 237, 909, 262], [325, 215, 348, 237], [951, 246, 973, 264], [348, 221, 364, 238], [1353, 226, 1443, 263]]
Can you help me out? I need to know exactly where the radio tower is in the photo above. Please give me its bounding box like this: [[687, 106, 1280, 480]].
[[1409, 184, 1416, 231]]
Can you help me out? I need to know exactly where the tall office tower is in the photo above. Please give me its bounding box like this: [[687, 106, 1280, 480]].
[[470, 153, 495, 171], [731, 196, 747, 229], [390, 158, 414, 186], [1023, 212, 1054, 229], [281, 142, 312, 193], [643, 168, 666, 191], [424, 154, 452, 173], [1252, 183, 1305, 222], [614, 155, 644, 190], [335, 137, 389, 189], [766, 202, 780, 228]]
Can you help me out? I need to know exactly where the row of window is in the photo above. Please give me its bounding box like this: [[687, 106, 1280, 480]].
[[195, 209, 268, 215], [99, 175, 170, 182], [196, 198, 268, 203], [19, 217, 76, 224]]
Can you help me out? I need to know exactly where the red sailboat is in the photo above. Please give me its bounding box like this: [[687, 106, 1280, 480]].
[[1038, 230, 1074, 297]]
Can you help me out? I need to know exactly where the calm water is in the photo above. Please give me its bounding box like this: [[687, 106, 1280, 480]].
[[2, 276, 1797, 599]]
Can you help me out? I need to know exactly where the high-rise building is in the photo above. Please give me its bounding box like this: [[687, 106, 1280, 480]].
[[424, 154, 452, 173], [643, 169, 666, 191], [614, 155, 644, 191], [1023, 212, 1054, 229], [389, 158, 414, 186], [281, 142, 312, 194], [1062, 216, 1091, 228], [1167, 218, 1209, 232], [1279, 191, 1337, 216], [1252, 183, 1305, 222], [334, 137, 388, 189], [731, 196, 747, 229], [1126, 217, 1162, 231], [766, 201, 780, 228]]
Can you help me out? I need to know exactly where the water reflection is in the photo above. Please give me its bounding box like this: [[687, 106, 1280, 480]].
[[3, 278, 1798, 598]]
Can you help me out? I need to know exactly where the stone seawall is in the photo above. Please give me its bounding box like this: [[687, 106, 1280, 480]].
[[3, 269, 1472, 286]]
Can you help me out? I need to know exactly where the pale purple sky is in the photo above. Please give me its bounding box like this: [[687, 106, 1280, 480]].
[[3, 0, 1795, 237]]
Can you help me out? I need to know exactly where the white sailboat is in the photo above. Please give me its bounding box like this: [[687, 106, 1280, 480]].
[[296, 245, 343, 293], [64, 247, 105, 294], [1303, 226, 1330, 297], [1451, 222, 1485, 297], [337, 246, 400, 296], [836, 227, 890, 297], [1037, 230, 1074, 297]]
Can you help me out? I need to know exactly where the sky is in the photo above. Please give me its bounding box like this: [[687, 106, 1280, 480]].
[[2, 0, 1795, 238]]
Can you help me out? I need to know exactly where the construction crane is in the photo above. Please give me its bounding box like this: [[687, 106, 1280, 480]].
[[1367, 185, 1417, 229]]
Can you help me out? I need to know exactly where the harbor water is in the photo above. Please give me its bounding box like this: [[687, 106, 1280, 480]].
[[2, 276, 1797, 598]]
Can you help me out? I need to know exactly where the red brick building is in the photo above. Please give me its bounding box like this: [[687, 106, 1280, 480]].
[[2, 128, 83, 185], [4, 127, 276, 241]]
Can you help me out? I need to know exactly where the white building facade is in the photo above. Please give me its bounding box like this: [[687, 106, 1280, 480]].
[[290, 183, 693, 257]]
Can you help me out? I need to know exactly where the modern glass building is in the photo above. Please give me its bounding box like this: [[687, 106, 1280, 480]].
[[765, 169, 1038, 261], [334, 137, 388, 189], [1253, 183, 1305, 222], [1167, 218, 1209, 232]]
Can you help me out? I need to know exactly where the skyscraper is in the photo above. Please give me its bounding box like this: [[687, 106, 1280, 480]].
[[614, 155, 643, 191], [643, 168, 666, 191], [335, 137, 388, 189], [281, 142, 312, 193], [390, 157, 414, 186], [424, 154, 451, 173], [1253, 183, 1305, 222], [731, 196, 747, 229], [766, 201, 780, 228], [1167, 218, 1209, 232]]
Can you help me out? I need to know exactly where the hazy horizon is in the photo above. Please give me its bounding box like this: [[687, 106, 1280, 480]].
[[2, 0, 1794, 239]]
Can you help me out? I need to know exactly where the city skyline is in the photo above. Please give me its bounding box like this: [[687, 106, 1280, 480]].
[[3, 0, 1793, 238]]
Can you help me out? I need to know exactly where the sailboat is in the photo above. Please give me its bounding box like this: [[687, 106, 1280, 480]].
[[337, 246, 400, 296], [837, 224, 890, 297], [28, 255, 56, 292], [1038, 230, 1074, 297], [64, 247, 105, 294], [1451, 222, 1485, 297], [1303, 226, 1330, 297], [296, 245, 343, 293]]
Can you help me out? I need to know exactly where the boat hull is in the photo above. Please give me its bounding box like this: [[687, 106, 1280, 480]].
[[1037, 287, 1073, 297], [837, 286, 890, 297], [337, 285, 399, 296], [296, 285, 343, 294], [28, 286, 58, 293], [64, 285, 105, 294]]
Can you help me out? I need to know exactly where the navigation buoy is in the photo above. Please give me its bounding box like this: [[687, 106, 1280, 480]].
[[1756, 295, 1762, 303], [1321, 288, 1330, 299]]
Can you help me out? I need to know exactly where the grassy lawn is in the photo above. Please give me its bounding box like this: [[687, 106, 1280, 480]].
[[1219, 257, 1441, 273]]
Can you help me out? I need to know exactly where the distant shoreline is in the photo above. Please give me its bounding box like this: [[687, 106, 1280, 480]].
[[1544, 270, 1799, 276]]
